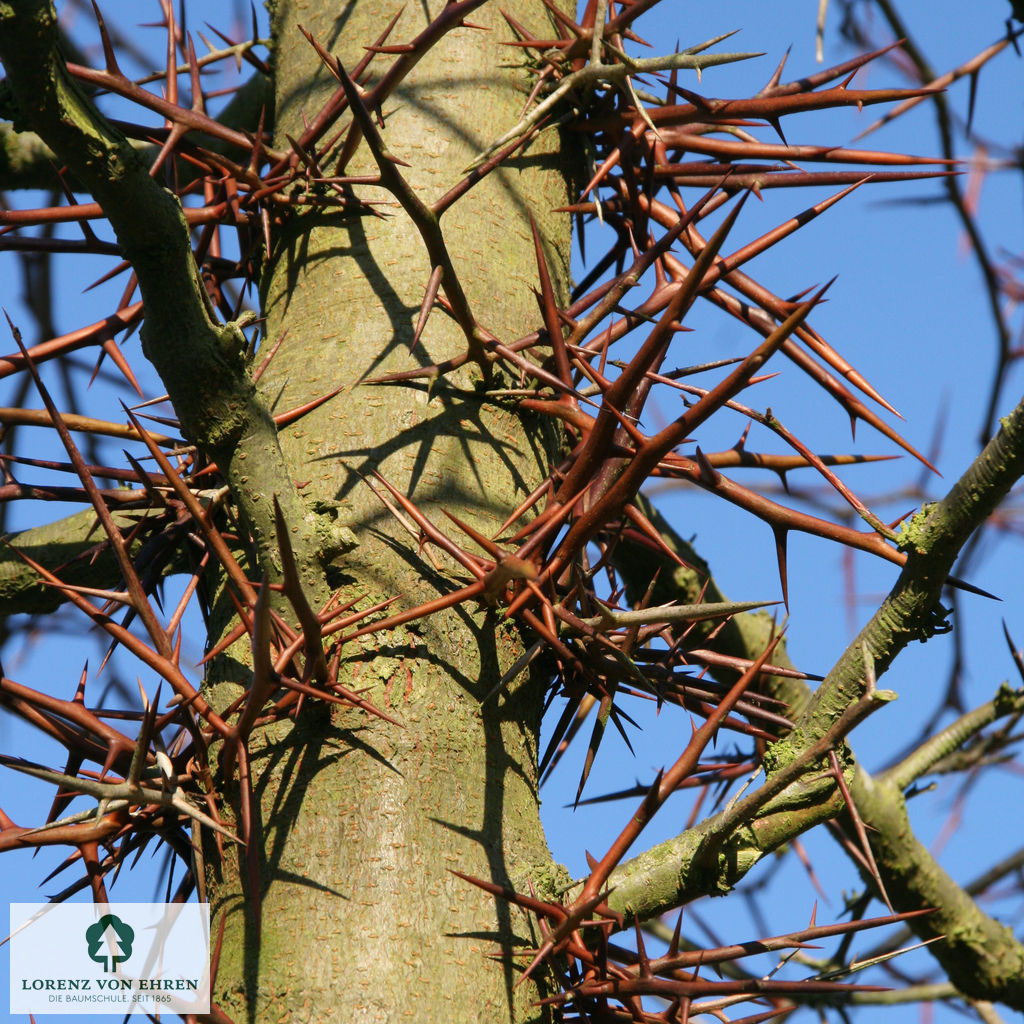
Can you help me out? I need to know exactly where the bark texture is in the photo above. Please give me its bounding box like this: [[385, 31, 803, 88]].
[[205, 3, 574, 1021]]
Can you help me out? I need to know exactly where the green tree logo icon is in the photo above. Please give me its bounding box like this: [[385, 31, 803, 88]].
[[85, 914, 135, 972]]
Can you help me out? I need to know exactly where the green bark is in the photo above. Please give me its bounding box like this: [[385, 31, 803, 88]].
[[850, 769, 1024, 1007], [0, 508, 148, 614]]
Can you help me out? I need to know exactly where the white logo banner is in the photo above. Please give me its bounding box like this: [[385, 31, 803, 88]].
[[9, 903, 210, 1015]]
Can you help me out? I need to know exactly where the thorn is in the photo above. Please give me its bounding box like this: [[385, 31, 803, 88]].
[[694, 447, 720, 487], [773, 527, 789, 611], [966, 69, 979, 134], [1010, 17, 1023, 57], [762, 46, 791, 93], [412, 266, 444, 350], [1003, 620, 1024, 684], [90, 0, 123, 77], [668, 909, 683, 957], [766, 116, 787, 146]]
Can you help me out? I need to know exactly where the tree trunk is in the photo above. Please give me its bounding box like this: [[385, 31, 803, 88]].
[[205, 3, 574, 1020]]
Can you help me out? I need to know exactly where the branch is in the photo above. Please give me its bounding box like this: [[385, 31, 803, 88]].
[[607, 405, 1024, 1007], [790, 389, 1024, 1008], [469, 39, 764, 169], [0, 1, 322, 595], [883, 682, 1024, 790], [0, 508, 167, 615], [0, 124, 66, 191], [598, 679, 890, 923], [0, 70, 270, 190], [848, 768, 1024, 1008], [794, 394, 1024, 746]]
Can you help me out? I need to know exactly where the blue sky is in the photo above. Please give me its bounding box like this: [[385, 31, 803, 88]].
[[2, 1, 1023, 1021]]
